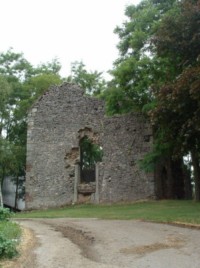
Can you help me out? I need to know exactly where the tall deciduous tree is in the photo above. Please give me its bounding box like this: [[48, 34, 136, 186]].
[[150, 66, 200, 199], [105, 0, 197, 199], [150, 0, 200, 200], [0, 49, 62, 205]]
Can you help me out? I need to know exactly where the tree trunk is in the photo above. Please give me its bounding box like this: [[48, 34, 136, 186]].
[[166, 158, 174, 198], [154, 157, 174, 199], [14, 176, 19, 211], [183, 166, 192, 200], [0, 184, 3, 207], [0, 167, 5, 207], [172, 158, 190, 199], [191, 149, 200, 201]]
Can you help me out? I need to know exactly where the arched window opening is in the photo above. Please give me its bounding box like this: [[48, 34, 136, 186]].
[[79, 136, 103, 183]]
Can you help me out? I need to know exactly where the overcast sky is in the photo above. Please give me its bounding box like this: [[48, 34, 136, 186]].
[[0, 0, 141, 79]]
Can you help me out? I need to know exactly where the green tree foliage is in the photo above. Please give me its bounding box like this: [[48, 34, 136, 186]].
[[35, 58, 61, 75], [151, 67, 200, 158], [103, 0, 178, 115], [153, 0, 200, 69], [80, 136, 103, 169], [105, 0, 200, 199], [0, 76, 12, 137], [0, 48, 33, 81], [149, 0, 200, 200], [0, 208, 21, 259], [67, 61, 106, 96], [0, 49, 62, 204], [101, 86, 134, 116]]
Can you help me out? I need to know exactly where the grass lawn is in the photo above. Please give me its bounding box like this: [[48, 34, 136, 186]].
[[0, 220, 21, 262], [14, 200, 200, 225], [0, 221, 21, 240]]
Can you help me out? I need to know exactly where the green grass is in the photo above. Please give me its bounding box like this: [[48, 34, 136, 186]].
[[0, 221, 21, 240], [14, 200, 200, 225], [0, 221, 22, 260]]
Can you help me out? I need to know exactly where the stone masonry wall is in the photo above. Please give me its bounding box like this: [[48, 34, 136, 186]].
[[99, 114, 154, 202], [25, 83, 154, 209]]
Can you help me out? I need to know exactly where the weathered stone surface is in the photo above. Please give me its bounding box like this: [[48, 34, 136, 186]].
[[25, 83, 154, 209]]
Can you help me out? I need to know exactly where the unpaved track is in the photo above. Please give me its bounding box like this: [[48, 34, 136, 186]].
[[14, 219, 200, 268]]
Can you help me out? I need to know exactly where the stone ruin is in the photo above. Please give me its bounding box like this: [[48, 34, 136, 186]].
[[25, 83, 154, 209]]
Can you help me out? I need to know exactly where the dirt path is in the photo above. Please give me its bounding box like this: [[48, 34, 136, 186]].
[[5, 219, 200, 267]]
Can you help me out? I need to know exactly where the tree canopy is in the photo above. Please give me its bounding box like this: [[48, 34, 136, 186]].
[[150, 0, 200, 200], [104, 0, 200, 200]]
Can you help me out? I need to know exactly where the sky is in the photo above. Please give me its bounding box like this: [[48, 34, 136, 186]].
[[0, 0, 141, 79]]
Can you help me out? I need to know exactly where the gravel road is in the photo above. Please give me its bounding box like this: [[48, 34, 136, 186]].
[[6, 218, 200, 268]]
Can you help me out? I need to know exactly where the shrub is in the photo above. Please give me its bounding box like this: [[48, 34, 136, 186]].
[[0, 234, 18, 259], [0, 208, 21, 260], [0, 207, 13, 221]]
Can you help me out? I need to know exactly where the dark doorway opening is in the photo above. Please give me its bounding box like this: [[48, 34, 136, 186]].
[[79, 136, 103, 183]]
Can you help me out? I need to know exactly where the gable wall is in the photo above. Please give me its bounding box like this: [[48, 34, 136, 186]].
[[25, 83, 154, 209]]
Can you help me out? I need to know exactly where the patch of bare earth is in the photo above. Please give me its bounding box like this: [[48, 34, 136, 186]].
[[54, 225, 97, 261], [120, 235, 185, 256]]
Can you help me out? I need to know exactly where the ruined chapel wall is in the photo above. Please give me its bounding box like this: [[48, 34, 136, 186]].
[[26, 84, 104, 209], [98, 114, 154, 202], [26, 83, 154, 209]]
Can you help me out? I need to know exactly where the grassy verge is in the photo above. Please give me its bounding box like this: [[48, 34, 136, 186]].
[[0, 221, 21, 241], [0, 208, 21, 261], [14, 200, 200, 225]]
